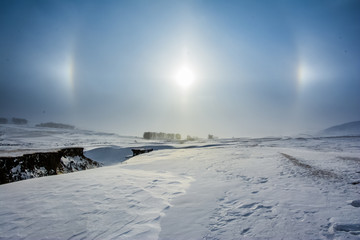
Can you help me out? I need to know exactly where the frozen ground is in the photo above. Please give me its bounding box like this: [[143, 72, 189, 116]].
[[0, 125, 360, 239]]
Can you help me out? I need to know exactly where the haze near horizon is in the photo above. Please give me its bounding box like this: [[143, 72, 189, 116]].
[[1, 0, 360, 138]]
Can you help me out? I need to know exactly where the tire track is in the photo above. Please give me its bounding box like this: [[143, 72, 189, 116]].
[[280, 153, 339, 179]]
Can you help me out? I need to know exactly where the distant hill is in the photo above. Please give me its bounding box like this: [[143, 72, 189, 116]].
[[321, 121, 360, 136]]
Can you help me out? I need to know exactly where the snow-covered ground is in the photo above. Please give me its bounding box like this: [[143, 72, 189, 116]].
[[1, 125, 360, 239], [0, 124, 148, 157]]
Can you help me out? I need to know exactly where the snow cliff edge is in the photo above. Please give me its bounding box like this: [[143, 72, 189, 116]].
[[0, 147, 101, 184]]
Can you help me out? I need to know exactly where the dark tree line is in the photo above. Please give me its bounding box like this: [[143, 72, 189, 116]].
[[143, 132, 181, 140], [0, 117, 28, 125], [36, 122, 75, 130]]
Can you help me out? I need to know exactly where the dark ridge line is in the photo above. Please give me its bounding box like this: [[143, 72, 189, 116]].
[[180, 144, 226, 149]]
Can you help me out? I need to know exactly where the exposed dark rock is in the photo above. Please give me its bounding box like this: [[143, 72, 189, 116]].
[[351, 200, 360, 207], [0, 147, 101, 185], [351, 180, 360, 185], [131, 148, 153, 156]]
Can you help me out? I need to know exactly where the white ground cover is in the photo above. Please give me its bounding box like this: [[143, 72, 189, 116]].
[[0, 126, 360, 239]]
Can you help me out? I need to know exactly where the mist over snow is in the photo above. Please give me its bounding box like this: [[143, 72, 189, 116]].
[[1, 0, 360, 137]]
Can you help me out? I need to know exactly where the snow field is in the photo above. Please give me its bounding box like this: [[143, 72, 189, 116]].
[[124, 145, 360, 239], [1, 135, 360, 239], [0, 163, 193, 240]]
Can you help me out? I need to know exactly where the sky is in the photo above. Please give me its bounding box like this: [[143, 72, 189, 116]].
[[1, 0, 360, 138]]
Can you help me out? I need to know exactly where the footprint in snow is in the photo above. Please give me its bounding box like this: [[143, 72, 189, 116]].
[[253, 177, 268, 184], [172, 192, 183, 195], [328, 217, 360, 236], [240, 202, 258, 209], [168, 181, 181, 185], [333, 223, 360, 234], [241, 227, 251, 234], [240, 176, 252, 182]]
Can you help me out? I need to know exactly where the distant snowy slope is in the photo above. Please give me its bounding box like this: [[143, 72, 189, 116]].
[[321, 121, 360, 136]]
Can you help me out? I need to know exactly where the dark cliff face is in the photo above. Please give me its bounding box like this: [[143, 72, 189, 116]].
[[0, 148, 101, 185]]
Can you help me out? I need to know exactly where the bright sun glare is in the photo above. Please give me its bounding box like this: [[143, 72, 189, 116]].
[[175, 65, 195, 88]]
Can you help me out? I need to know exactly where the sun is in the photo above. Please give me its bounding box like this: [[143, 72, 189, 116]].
[[175, 65, 195, 88]]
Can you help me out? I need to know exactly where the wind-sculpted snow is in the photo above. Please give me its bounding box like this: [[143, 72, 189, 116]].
[[118, 143, 360, 239], [0, 164, 193, 240], [0, 131, 360, 239]]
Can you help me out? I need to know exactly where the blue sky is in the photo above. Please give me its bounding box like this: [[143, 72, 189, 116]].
[[1, 0, 360, 137]]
